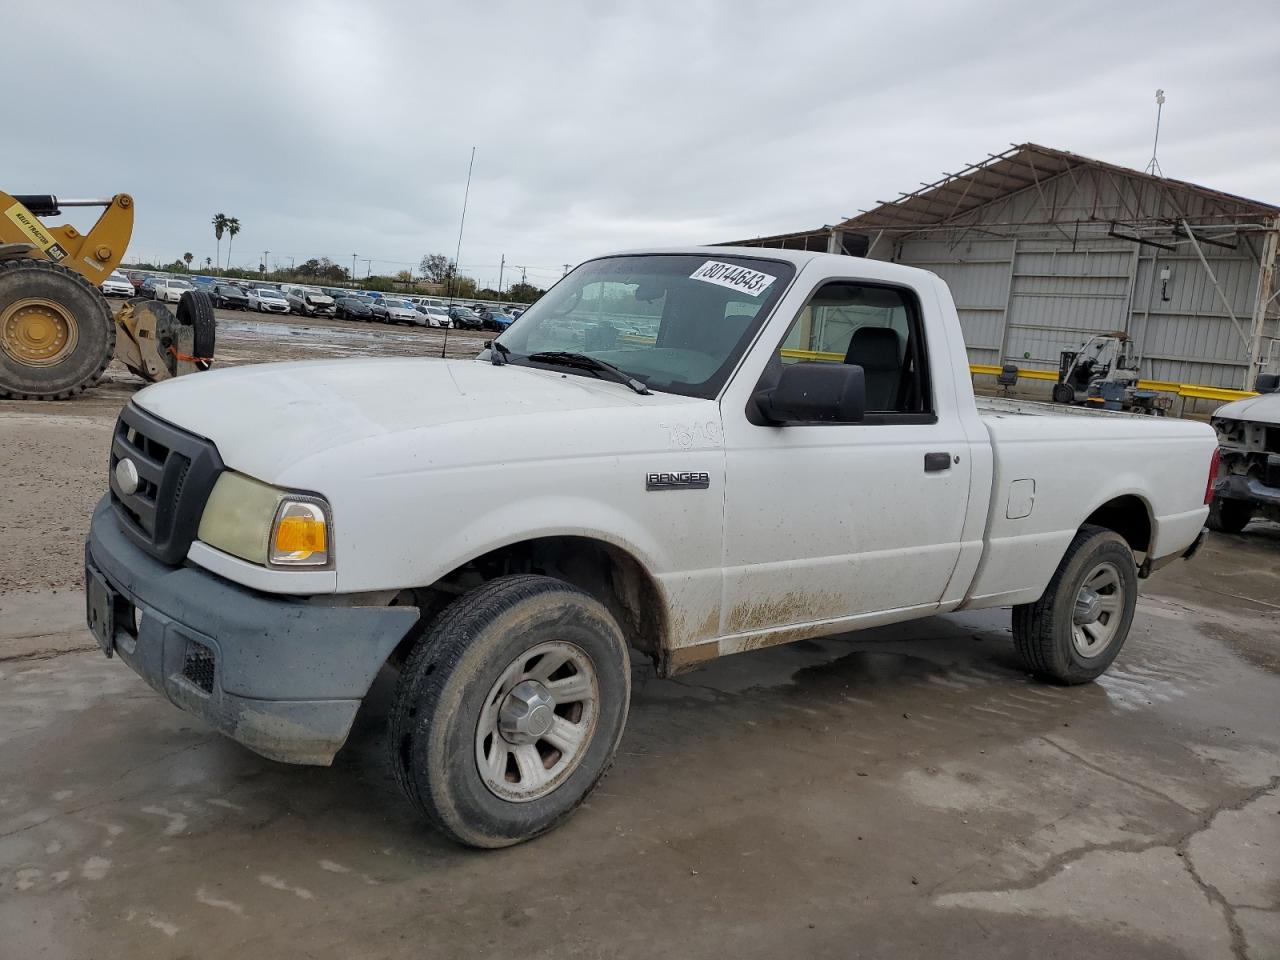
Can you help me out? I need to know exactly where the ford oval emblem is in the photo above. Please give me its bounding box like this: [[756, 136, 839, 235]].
[[115, 458, 140, 495]]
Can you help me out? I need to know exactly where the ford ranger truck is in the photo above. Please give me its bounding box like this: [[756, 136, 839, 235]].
[[85, 248, 1217, 847]]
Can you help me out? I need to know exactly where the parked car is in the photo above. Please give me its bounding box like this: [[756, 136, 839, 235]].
[[85, 246, 1217, 849], [126, 271, 147, 293], [368, 299, 389, 322], [1207, 376, 1280, 533], [479, 306, 513, 332], [334, 297, 373, 321], [137, 276, 161, 299], [154, 278, 195, 304], [286, 289, 336, 317], [208, 283, 250, 311], [101, 271, 134, 297], [379, 298, 420, 325], [247, 288, 291, 314], [416, 306, 451, 328], [447, 304, 484, 330]]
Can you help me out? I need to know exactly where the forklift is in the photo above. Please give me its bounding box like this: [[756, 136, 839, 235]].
[[1052, 332, 1170, 416]]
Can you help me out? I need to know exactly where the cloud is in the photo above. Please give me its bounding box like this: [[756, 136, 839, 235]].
[[11, 0, 1279, 286]]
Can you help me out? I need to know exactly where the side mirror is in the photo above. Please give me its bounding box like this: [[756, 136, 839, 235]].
[[754, 361, 866, 424]]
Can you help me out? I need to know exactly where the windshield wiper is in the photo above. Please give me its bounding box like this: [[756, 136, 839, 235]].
[[526, 351, 651, 395]]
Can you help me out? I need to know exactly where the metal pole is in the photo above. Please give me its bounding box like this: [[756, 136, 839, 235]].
[[1181, 219, 1252, 385], [442, 146, 476, 359], [1246, 217, 1279, 387], [497, 254, 505, 303]]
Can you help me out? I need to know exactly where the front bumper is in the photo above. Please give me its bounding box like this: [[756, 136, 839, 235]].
[[85, 498, 418, 765], [1216, 473, 1280, 508]]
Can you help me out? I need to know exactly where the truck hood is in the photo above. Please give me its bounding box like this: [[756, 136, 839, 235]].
[[133, 357, 706, 481], [1213, 391, 1280, 424]]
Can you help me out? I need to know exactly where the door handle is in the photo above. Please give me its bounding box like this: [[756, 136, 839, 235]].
[[924, 452, 952, 472]]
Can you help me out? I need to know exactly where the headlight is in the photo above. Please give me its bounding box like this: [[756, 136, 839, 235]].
[[197, 472, 332, 568]]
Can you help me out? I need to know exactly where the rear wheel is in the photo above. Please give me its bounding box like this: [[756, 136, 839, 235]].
[[1207, 497, 1252, 534], [389, 575, 631, 848], [1012, 525, 1137, 684], [0, 258, 115, 400]]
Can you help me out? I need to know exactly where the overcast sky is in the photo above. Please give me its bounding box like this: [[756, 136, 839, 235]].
[[12, 0, 1280, 288]]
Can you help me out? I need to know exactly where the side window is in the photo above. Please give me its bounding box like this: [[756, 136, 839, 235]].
[[776, 282, 931, 416]]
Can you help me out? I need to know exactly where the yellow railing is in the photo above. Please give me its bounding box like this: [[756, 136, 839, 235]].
[[969, 364, 1257, 403], [622, 342, 1257, 403]]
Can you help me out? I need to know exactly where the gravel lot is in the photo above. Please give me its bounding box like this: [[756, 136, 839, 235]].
[[0, 308, 1277, 960]]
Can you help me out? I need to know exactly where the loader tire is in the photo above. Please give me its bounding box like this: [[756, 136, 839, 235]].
[[176, 291, 216, 370], [1052, 382, 1076, 404], [0, 258, 115, 400], [1012, 525, 1137, 684]]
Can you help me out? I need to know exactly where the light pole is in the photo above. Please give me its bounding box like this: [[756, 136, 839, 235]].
[[262, 251, 269, 279], [351, 254, 358, 285]]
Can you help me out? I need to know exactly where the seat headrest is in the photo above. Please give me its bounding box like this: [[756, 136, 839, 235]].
[[846, 327, 901, 371]]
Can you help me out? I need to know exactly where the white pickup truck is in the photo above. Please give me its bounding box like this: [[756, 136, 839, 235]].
[[85, 247, 1217, 847]]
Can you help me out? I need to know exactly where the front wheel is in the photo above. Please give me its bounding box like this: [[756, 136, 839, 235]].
[[1012, 525, 1137, 684], [1207, 497, 1252, 534], [389, 575, 631, 848]]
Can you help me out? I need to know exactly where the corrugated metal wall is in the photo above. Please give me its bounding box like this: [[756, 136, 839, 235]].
[[884, 171, 1269, 388]]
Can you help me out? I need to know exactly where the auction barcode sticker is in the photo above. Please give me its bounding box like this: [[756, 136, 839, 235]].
[[689, 260, 776, 298]]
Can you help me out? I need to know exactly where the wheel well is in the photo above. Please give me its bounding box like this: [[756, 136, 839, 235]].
[[398, 537, 667, 667], [1083, 495, 1152, 554]]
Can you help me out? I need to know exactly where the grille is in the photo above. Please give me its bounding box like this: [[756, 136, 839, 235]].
[[109, 404, 224, 565], [1265, 455, 1280, 490], [181, 641, 216, 693]]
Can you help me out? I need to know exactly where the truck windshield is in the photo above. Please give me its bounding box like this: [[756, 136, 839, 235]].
[[494, 253, 794, 399]]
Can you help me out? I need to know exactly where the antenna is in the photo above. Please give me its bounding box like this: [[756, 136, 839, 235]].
[[442, 146, 476, 359], [1144, 89, 1165, 177]]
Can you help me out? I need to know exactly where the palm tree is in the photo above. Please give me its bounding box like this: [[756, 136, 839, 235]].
[[211, 213, 227, 272], [225, 217, 241, 273], [205, 257, 212, 268], [183, 252, 193, 271]]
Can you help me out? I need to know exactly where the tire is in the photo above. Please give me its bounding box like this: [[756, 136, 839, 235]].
[[176, 291, 216, 370], [389, 574, 631, 848], [1207, 497, 1252, 534], [1052, 382, 1076, 404], [0, 258, 116, 400], [1012, 524, 1138, 684]]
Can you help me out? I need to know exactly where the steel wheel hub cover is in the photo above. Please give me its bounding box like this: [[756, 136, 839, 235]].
[[1071, 561, 1124, 657], [475, 641, 599, 802], [1, 298, 79, 366]]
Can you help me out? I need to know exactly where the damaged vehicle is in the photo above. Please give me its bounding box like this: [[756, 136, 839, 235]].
[[85, 247, 1217, 848], [1208, 375, 1280, 533]]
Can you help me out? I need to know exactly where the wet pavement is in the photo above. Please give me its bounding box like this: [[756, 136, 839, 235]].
[[1, 310, 1277, 958], [1, 529, 1278, 959]]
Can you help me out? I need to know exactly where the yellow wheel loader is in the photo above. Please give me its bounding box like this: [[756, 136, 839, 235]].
[[0, 191, 214, 400]]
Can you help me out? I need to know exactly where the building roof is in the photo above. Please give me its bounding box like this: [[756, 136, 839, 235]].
[[724, 142, 1279, 247]]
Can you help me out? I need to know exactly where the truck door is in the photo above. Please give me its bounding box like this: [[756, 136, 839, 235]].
[[719, 279, 971, 640]]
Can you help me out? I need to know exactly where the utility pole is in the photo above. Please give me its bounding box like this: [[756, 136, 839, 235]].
[[497, 254, 505, 302], [563, 263, 571, 276], [262, 251, 269, 278], [364, 259, 372, 278], [1144, 89, 1165, 177], [351, 254, 358, 283]]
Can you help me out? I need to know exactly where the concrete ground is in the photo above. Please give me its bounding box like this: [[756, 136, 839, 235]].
[[1, 311, 1277, 959]]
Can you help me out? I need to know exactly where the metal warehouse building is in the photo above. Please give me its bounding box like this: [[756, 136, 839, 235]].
[[728, 144, 1279, 391]]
